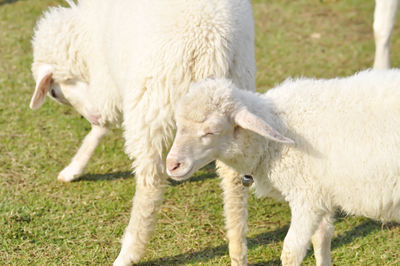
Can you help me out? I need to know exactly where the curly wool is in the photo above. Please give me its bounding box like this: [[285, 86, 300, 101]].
[[32, 1, 256, 265]]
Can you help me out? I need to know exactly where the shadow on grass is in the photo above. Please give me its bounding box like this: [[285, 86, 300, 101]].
[[168, 170, 216, 186], [247, 226, 289, 266], [136, 225, 289, 266], [76, 162, 216, 184], [300, 219, 389, 262], [249, 259, 281, 266], [77, 169, 215, 184], [245, 220, 384, 265], [331, 219, 382, 249], [78, 171, 134, 181], [0, 0, 18, 5], [137, 219, 397, 265]]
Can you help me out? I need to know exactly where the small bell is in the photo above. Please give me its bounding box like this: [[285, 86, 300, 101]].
[[241, 175, 254, 187]]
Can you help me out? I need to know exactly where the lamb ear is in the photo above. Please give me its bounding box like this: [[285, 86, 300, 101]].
[[234, 108, 294, 144], [29, 65, 53, 110]]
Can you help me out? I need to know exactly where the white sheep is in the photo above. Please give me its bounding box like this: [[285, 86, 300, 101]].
[[29, 1, 396, 182], [167, 70, 400, 266], [31, 0, 398, 185], [373, 0, 398, 69], [29, 0, 256, 265]]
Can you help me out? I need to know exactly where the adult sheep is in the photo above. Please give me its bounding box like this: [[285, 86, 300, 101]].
[[167, 70, 400, 265], [29, 0, 256, 265]]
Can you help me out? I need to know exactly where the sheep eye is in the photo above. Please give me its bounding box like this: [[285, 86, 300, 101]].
[[65, 78, 75, 84], [202, 132, 215, 138], [50, 88, 57, 98]]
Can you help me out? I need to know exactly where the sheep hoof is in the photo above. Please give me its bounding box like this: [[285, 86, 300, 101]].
[[57, 166, 81, 182], [230, 256, 248, 266], [113, 258, 130, 266], [113, 254, 139, 266]]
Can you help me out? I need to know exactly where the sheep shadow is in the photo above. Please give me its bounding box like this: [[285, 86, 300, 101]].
[[77, 171, 134, 181], [136, 218, 394, 265], [0, 0, 18, 5], [298, 219, 394, 264], [302, 219, 396, 264], [76, 162, 216, 183], [169, 170, 216, 186], [331, 219, 388, 249], [77, 169, 215, 183], [136, 226, 289, 266], [249, 259, 281, 266]]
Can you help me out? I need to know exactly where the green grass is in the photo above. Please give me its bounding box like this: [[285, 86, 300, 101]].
[[1, 0, 400, 265]]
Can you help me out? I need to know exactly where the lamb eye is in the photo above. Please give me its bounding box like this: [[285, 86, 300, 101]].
[[50, 88, 57, 98], [202, 132, 214, 137]]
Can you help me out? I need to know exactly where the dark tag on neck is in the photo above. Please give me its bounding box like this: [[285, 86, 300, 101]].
[[242, 175, 254, 187]]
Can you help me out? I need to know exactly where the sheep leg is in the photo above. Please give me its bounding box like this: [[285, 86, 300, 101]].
[[281, 203, 322, 266], [114, 180, 166, 266], [373, 0, 399, 69], [114, 105, 171, 265], [217, 161, 248, 266], [311, 214, 334, 266], [58, 125, 108, 182]]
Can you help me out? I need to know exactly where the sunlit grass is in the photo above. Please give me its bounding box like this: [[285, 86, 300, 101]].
[[1, 0, 399, 264]]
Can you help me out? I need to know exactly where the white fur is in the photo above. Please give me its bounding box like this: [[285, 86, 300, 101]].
[[58, 125, 108, 182], [167, 69, 400, 265], [29, 0, 397, 183], [31, 0, 255, 265], [373, 0, 398, 69]]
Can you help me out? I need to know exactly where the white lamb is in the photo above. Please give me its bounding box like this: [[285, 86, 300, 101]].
[[29, 0, 256, 265], [167, 69, 400, 266]]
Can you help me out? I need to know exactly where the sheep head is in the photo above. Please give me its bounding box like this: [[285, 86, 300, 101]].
[[29, 5, 101, 126], [30, 64, 101, 126], [166, 78, 293, 181]]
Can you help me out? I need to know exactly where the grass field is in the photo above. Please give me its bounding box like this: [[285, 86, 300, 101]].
[[1, 0, 400, 265]]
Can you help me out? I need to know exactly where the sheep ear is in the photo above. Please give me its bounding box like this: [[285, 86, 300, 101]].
[[234, 109, 294, 144], [29, 65, 53, 110]]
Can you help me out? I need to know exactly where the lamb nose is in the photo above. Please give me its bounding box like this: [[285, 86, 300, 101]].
[[172, 163, 181, 171], [167, 160, 181, 172]]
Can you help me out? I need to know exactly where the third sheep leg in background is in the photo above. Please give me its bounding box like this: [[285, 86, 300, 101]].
[[373, 0, 399, 69]]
